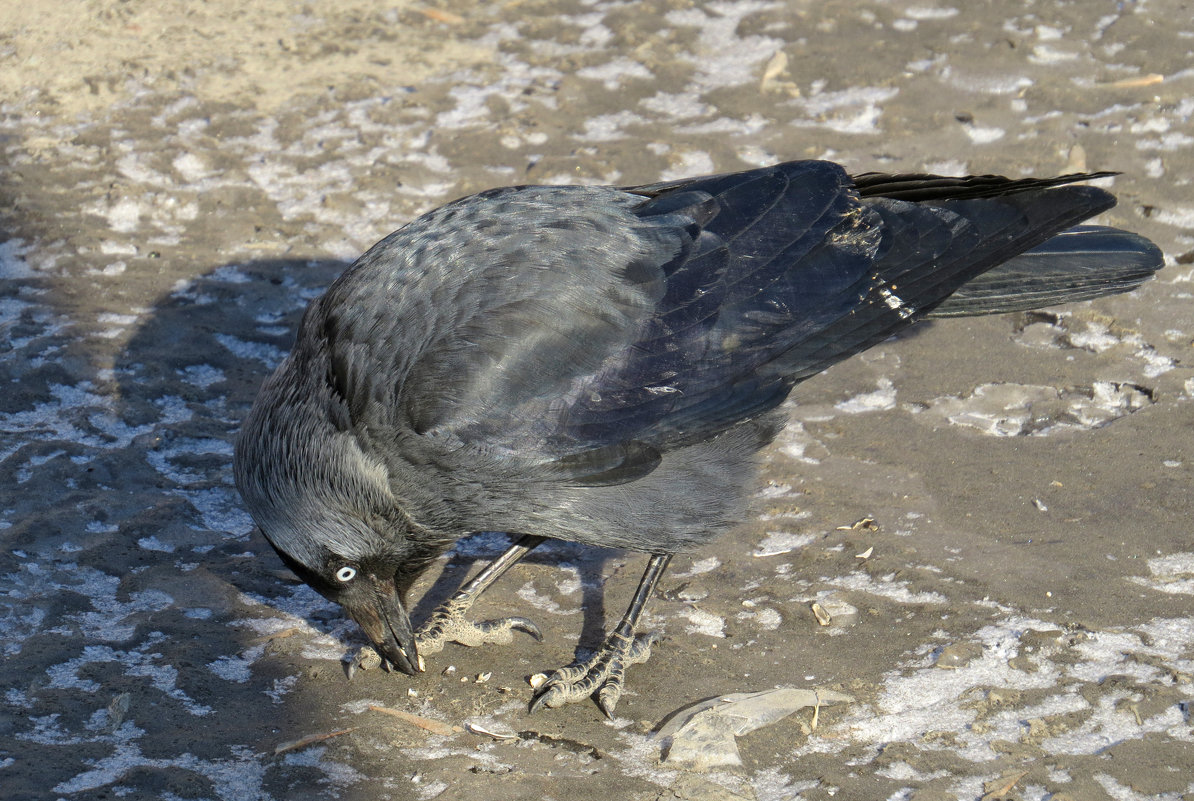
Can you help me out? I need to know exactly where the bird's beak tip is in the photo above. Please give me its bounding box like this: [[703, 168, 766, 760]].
[[346, 586, 419, 676]]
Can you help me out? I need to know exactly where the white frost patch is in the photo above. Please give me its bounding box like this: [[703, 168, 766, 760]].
[[824, 572, 947, 605], [573, 110, 648, 142], [925, 160, 968, 176], [792, 86, 899, 135], [666, 1, 784, 92], [172, 152, 209, 182], [1139, 347, 1175, 378], [741, 607, 782, 631], [104, 198, 143, 233], [416, 779, 450, 800], [1043, 692, 1191, 757], [904, 6, 959, 20], [0, 238, 35, 278], [773, 419, 823, 464], [806, 618, 1061, 762], [6, 562, 174, 643], [1029, 44, 1080, 65], [179, 486, 255, 534], [98, 241, 137, 256], [753, 531, 815, 557], [208, 644, 267, 683], [0, 384, 190, 456], [46, 639, 213, 716], [179, 364, 226, 388], [756, 481, 794, 499], [146, 436, 234, 485], [945, 71, 1034, 95], [214, 333, 286, 367], [835, 378, 896, 413], [659, 150, 716, 182], [964, 125, 1005, 144], [802, 614, 1194, 765], [923, 381, 1151, 437], [1150, 205, 1194, 229], [641, 91, 712, 120], [257, 678, 295, 708], [554, 565, 583, 595], [282, 746, 365, 789], [576, 57, 653, 90], [1065, 381, 1153, 429], [675, 557, 721, 577], [1128, 552, 1194, 595], [136, 536, 174, 553], [682, 608, 726, 638], [1068, 320, 1123, 352], [52, 740, 267, 798], [516, 582, 580, 616]]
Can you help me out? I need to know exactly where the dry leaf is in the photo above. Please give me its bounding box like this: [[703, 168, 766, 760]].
[[656, 688, 853, 770], [759, 50, 799, 96], [981, 770, 1029, 800]]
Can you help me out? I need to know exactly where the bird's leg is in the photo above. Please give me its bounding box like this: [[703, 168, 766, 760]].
[[530, 552, 671, 718], [413, 534, 547, 658]]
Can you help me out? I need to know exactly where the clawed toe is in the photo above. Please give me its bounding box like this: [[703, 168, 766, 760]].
[[345, 645, 384, 680], [416, 598, 542, 656], [529, 630, 660, 718], [345, 643, 425, 679]]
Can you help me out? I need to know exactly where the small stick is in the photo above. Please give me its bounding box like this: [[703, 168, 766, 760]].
[[368, 705, 462, 736], [274, 727, 357, 755]]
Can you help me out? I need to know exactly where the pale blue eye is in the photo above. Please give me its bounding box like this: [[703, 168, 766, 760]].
[[335, 566, 356, 582]]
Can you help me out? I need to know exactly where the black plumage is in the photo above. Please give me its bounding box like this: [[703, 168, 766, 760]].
[[234, 160, 1161, 715]]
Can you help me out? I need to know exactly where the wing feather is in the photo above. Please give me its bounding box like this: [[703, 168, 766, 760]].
[[314, 162, 1130, 486]]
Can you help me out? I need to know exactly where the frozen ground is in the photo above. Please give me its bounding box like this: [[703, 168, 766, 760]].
[[2, 1, 1193, 799]]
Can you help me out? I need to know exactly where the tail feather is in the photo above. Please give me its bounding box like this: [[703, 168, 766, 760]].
[[930, 225, 1163, 317]]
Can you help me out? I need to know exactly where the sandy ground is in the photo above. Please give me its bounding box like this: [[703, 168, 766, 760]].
[[2, 1, 1193, 799]]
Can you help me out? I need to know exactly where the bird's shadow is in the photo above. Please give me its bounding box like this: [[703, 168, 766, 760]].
[[113, 256, 349, 596], [114, 257, 347, 427]]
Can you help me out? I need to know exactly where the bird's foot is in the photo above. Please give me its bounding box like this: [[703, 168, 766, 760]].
[[529, 628, 660, 718], [345, 645, 389, 679], [415, 595, 542, 657]]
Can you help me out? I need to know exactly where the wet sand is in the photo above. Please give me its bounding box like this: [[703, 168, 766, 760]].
[[2, 1, 1192, 799]]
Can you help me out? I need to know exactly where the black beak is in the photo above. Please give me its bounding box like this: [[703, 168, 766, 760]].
[[344, 576, 421, 676]]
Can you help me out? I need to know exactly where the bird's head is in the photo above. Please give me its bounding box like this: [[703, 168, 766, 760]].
[[233, 383, 447, 676], [266, 524, 426, 675]]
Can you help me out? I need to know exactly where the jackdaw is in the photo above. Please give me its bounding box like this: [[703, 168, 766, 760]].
[[234, 160, 1162, 717]]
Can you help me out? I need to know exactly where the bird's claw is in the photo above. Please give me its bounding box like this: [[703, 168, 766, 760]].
[[415, 596, 542, 656], [346, 599, 540, 679], [345, 643, 424, 679], [345, 645, 385, 680], [529, 629, 660, 718]]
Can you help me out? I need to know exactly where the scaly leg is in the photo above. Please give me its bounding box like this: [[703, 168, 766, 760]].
[[530, 553, 672, 718], [348, 534, 545, 678], [415, 534, 546, 657]]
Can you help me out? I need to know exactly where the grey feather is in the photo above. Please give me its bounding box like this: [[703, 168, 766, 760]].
[[233, 159, 1162, 610]]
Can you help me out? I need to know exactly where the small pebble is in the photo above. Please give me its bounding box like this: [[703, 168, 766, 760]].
[[936, 642, 983, 669]]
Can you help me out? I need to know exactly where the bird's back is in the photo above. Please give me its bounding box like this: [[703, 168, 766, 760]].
[[248, 160, 1160, 550]]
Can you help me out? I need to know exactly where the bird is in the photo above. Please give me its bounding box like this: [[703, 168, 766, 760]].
[[233, 159, 1162, 717]]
